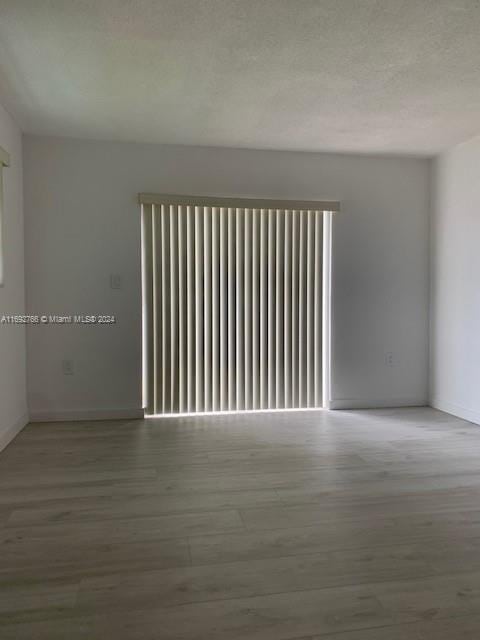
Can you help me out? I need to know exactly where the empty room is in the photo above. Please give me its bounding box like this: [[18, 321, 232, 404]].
[[1, 1, 480, 638]]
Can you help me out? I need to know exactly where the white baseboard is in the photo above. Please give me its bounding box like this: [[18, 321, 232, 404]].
[[329, 397, 427, 410], [430, 397, 480, 426], [0, 412, 29, 452], [29, 408, 144, 423]]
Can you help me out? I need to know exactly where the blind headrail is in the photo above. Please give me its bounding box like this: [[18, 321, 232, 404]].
[[139, 193, 339, 212]]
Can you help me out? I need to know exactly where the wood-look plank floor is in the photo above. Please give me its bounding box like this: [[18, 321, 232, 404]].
[[2, 407, 480, 638]]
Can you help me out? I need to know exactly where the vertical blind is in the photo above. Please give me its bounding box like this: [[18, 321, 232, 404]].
[[141, 195, 338, 416]]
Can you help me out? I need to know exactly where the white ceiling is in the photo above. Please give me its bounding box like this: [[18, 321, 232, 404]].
[[0, 0, 480, 156]]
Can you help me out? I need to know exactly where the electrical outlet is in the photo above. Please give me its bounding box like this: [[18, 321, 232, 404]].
[[110, 273, 123, 290], [385, 352, 395, 367], [62, 359, 74, 375]]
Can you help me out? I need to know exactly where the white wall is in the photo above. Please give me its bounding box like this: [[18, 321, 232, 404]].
[[24, 136, 430, 419], [431, 136, 480, 424], [0, 102, 27, 449]]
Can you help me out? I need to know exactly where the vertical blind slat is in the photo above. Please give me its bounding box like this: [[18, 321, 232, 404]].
[[283, 210, 292, 409], [169, 205, 179, 412], [314, 210, 323, 408], [227, 208, 236, 411], [306, 210, 314, 407], [259, 209, 268, 409], [251, 210, 260, 409], [298, 210, 307, 408], [211, 208, 220, 412], [275, 209, 284, 409], [291, 211, 299, 408], [267, 209, 276, 409], [186, 206, 195, 412], [219, 207, 228, 411], [160, 205, 170, 413], [244, 209, 252, 410], [236, 209, 244, 411], [203, 206, 212, 412], [177, 206, 187, 413], [194, 206, 204, 412]]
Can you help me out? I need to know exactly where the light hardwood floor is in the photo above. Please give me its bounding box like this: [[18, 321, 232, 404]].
[[2, 407, 480, 638]]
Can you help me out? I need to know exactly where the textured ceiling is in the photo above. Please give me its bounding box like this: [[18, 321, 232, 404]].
[[1, 0, 480, 155]]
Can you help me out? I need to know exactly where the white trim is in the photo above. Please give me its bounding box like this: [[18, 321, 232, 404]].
[[139, 193, 340, 212], [29, 408, 144, 423], [0, 412, 29, 452], [329, 397, 427, 410], [430, 397, 480, 426]]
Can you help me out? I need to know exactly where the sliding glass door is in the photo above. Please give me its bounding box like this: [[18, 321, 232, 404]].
[[141, 195, 335, 416]]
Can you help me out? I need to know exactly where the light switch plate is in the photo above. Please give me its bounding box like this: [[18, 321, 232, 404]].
[[62, 359, 74, 375]]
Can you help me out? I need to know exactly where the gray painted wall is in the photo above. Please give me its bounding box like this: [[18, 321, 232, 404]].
[[0, 102, 27, 449], [431, 135, 480, 424], [24, 136, 430, 418]]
